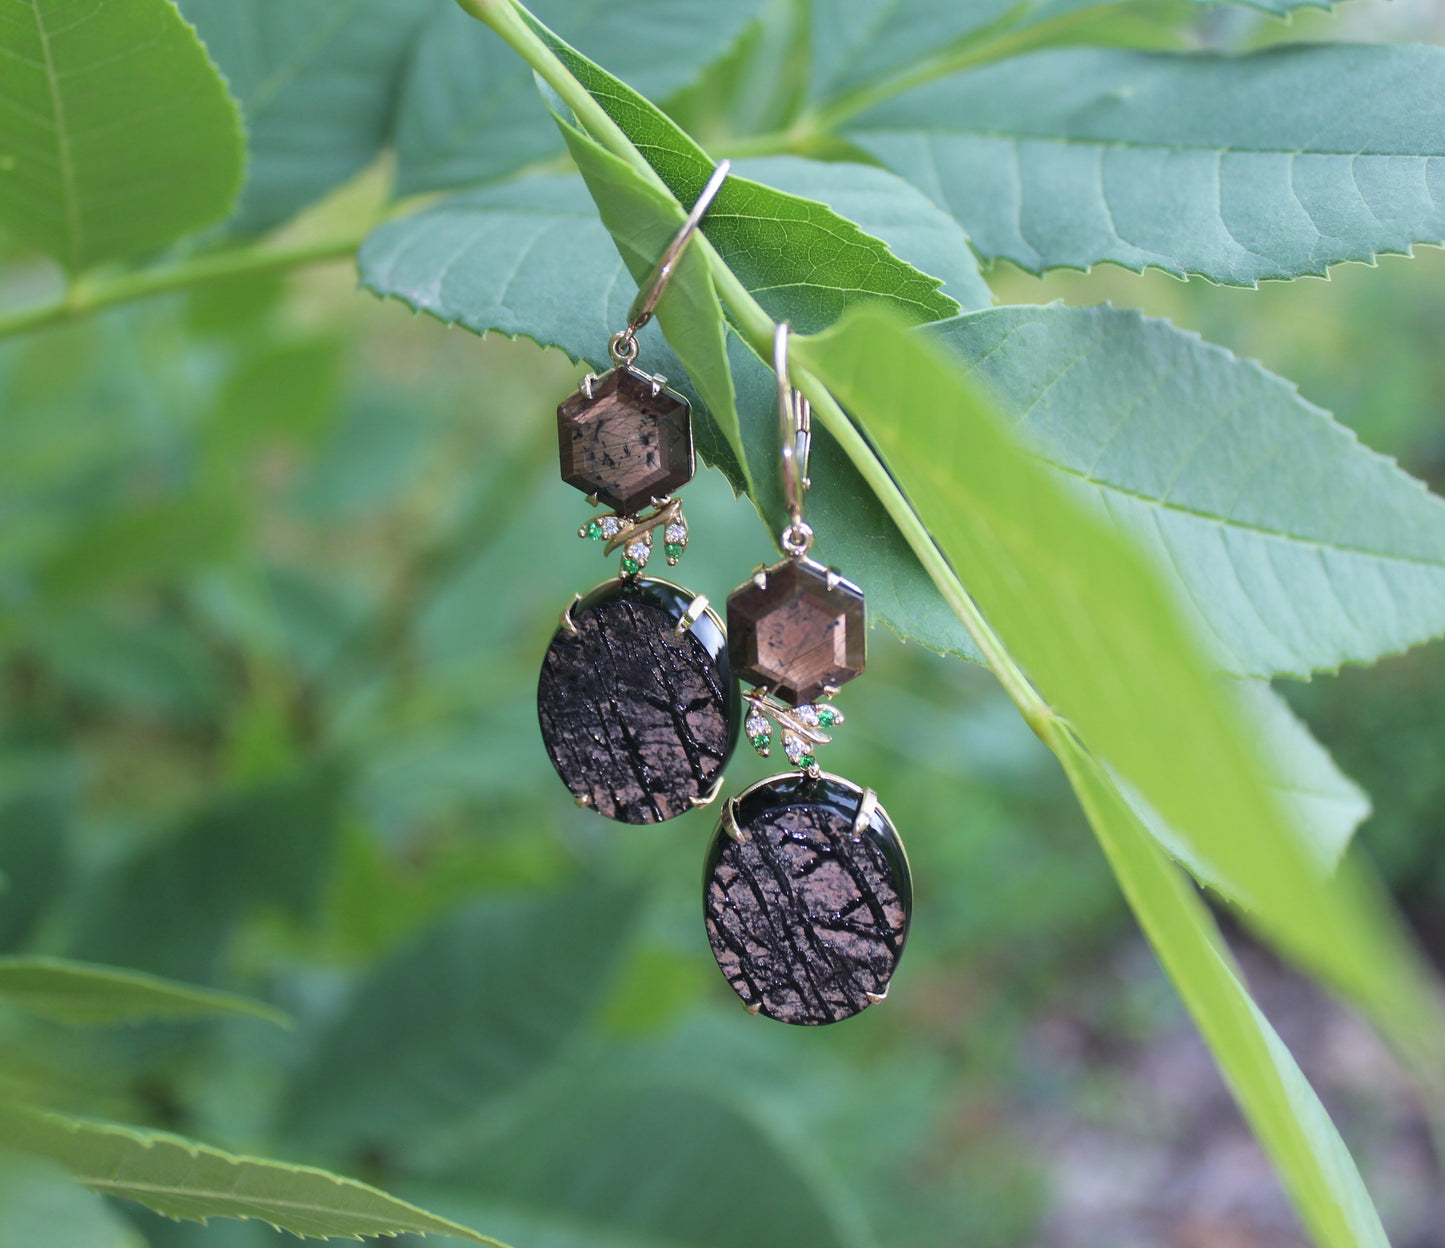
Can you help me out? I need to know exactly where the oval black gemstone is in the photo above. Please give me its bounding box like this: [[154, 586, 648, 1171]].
[[538, 577, 740, 824], [703, 773, 911, 1025]]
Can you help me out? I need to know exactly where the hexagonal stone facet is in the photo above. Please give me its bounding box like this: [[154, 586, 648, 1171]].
[[727, 559, 866, 705], [557, 367, 693, 515]]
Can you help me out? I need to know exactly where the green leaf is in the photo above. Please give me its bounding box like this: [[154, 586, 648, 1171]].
[[730, 156, 992, 312], [176, 0, 433, 233], [0, 0, 244, 270], [394, 0, 770, 194], [558, 119, 747, 489], [794, 305, 1439, 1057], [404, 1070, 862, 1248], [808, 0, 1330, 104], [0, 1153, 143, 1248], [1131, 682, 1371, 893], [283, 883, 639, 1149], [0, 956, 290, 1028], [0, 1105, 508, 1244], [520, 7, 959, 331], [1050, 727, 1390, 1248], [846, 45, 1445, 284], [930, 304, 1445, 678]]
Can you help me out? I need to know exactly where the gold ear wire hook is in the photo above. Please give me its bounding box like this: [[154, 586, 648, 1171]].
[[774, 322, 813, 557], [610, 159, 732, 365]]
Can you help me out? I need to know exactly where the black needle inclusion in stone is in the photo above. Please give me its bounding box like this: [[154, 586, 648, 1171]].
[[538, 578, 740, 824]]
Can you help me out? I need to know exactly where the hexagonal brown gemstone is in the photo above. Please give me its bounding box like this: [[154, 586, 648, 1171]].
[[727, 559, 866, 705], [557, 366, 694, 515]]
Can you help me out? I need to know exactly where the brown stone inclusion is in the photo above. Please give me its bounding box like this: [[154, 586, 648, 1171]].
[[557, 367, 694, 515], [727, 559, 866, 705]]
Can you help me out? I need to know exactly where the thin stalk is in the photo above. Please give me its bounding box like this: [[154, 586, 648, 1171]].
[[455, 0, 672, 196], [0, 232, 364, 340]]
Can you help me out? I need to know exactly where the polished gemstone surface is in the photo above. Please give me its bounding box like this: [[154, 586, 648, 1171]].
[[727, 558, 866, 705], [557, 367, 693, 515], [538, 578, 738, 824], [704, 773, 910, 1025]]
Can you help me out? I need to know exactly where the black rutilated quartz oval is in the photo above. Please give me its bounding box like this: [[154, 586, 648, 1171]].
[[704, 772, 911, 1025], [538, 577, 739, 824]]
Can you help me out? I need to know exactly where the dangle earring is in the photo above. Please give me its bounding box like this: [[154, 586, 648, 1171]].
[[703, 324, 912, 1025], [537, 162, 740, 824]]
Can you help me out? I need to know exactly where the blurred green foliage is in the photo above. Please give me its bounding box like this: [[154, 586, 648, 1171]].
[[1, 230, 1442, 1243]]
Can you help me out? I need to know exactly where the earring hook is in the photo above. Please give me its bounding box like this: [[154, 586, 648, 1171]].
[[774, 322, 813, 557], [610, 159, 732, 365]]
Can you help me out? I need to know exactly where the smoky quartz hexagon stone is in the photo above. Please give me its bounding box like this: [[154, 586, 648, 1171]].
[[704, 773, 911, 1025], [538, 577, 739, 824], [557, 366, 694, 515], [727, 558, 866, 705]]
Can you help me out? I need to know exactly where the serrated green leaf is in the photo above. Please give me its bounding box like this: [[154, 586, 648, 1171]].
[[1051, 727, 1390, 1248], [0, 0, 244, 270], [0, 1105, 508, 1244], [519, 7, 958, 331], [283, 884, 639, 1149], [0, 1153, 143, 1248], [176, 0, 433, 233], [794, 305, 1439, 1060], [730, 156, 992, 312], [847, 45, 1445, 284], [0, 956, 290, 1028], [394, 0, 769, 194], [931, 304, 1445, 678], [810, 0, 1333, 105]]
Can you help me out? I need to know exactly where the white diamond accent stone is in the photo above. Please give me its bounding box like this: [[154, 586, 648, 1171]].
[[746, 713, 769, 739], [600, 517, 622, 537], [795, 705, 819, 726], [626, 540, 649, 562], [783, 732, 807, 764], [665, 523, 686, 544]]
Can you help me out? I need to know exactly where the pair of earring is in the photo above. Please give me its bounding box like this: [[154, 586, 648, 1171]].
[[535, 164, 911, 1027]]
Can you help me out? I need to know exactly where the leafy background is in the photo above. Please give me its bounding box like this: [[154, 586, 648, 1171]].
[[0, 0, 1444, 1245]]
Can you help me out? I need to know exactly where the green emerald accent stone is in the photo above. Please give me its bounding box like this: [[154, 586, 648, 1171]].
[[665, 542, 684, 560], [621, 557, 641, 574], [750, 733, 771, 750], [799, 754, 817, 769], [816, 708, 837, 727], [584, 520, 604, 539]]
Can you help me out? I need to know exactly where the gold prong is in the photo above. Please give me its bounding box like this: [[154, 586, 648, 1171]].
[[852, 787, 878, 837], [690, 773, 724, 808], [864, 988, 888, 1004], [574, 792, 593, 808], [722, 795, 746, 841], [752, 568, 767, 589], [582, 373, 597, 399], [675, 592, 710, 636], [745, 1000, 763, 1015], [650, 374, 665, 396], [585, 492, 599, 507], [826, 568, 842, 590], [822, 684, 841, 699], [559, 593, 582, 635]]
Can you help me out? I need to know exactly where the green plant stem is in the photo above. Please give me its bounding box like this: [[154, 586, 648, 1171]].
[[0, 232, 364, 340], [718, 2, 1134, 160]]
